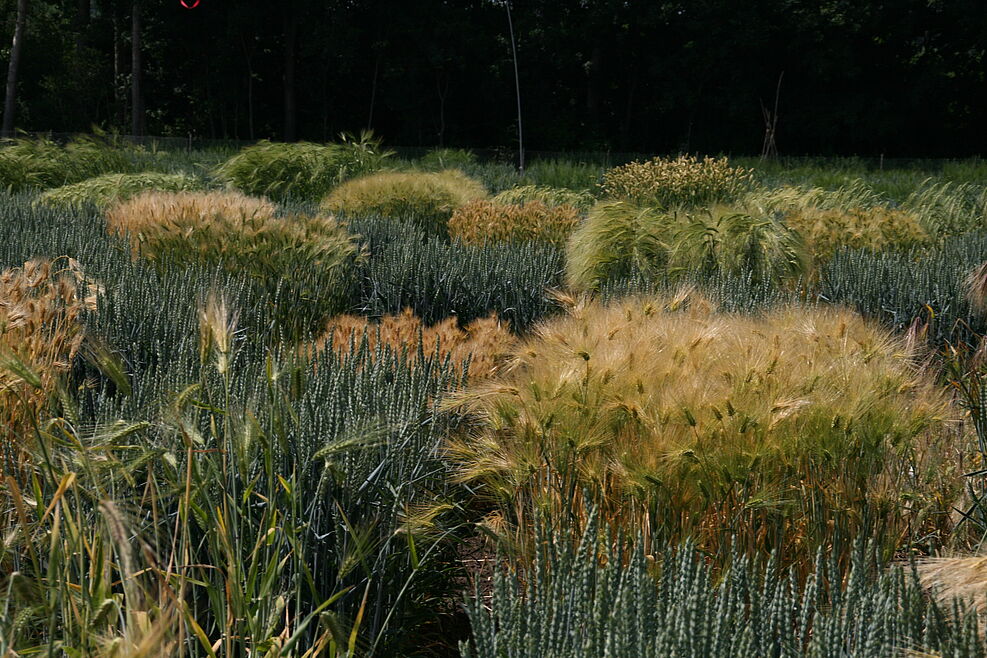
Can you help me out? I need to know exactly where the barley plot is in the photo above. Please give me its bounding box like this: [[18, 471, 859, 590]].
[[1, 144, 987, 656]]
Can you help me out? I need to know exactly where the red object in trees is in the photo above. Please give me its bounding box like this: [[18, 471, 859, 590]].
[[180, 0, 200, 8]]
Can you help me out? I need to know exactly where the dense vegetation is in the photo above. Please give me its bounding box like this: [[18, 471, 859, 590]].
[[5, 136, 987, 656], [3, 2, 987, 156]]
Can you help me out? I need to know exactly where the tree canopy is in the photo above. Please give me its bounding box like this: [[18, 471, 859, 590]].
[[2, 0, 986, 156]]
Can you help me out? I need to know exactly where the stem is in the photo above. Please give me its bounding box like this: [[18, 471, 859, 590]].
[[505, 1, 524, 175]]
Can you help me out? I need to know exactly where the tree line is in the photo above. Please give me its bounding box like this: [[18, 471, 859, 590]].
[[1, 0, 986, 157]]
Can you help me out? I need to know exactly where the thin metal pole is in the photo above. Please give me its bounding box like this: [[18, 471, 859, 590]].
[[505, 1, 524, 174]]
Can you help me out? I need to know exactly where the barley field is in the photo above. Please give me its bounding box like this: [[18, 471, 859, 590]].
[[4, 134, 987, 656]]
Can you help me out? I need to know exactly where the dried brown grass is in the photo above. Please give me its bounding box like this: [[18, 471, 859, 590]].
[[105, 190, 277, 257], [448, 199, 581, 245], [0, 258, 96, 458], [916, 556, 987, 614], [312, 309, 515, 379]]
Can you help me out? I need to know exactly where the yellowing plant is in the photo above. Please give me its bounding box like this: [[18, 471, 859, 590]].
[[0, 258, 96, 456], [449, 200, 580, 245], [313, 308, 515, 380], [107, 191, 362, 335], [447, 292, 961, 564], [783, 205, 930, 260], [321, 170, 487, 234], [601, 155, 754, 208]]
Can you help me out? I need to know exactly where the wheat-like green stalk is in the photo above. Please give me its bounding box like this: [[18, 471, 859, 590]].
[[463, 514, 985, 657]]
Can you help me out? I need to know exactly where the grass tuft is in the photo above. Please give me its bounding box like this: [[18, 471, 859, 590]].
[[566, 201, 805, 291], [215, 135, 391, 202], [601, 155, 754, 208], [107, 191, 362, 335], [322, 169, 487, 234], [447, 292, 961, 564], [313, 308, 515, 379], [0, 257, 95, 460], [493, 184, 595, 210], [0, 135, 134, 192], [34, 172, 202, 210], [449, 199, 580, 245]]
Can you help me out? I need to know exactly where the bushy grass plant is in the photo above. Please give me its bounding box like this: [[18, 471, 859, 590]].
[[521, 159, 604, 190], [904, 179, 987, 236], [107, 191, 362, 335], [0, 135, 133, 192], [783, 205, 929, 260], [215, 135, 391, 202], [0, 257, 95, 463], [323, 170, 487, 234], [564, 201, 669, 290], [447, 292, 961, 565], [419, 147, 477, 171], [493, 184, 595, 210], [566, 201, 805, 291], [601, 155, 754, 208], [0, 322, 470, 655], [34, 172, 203, 210], [449, 199, 581, 245], [743, 180, 888, 214], [313, 308, 515, 379], [463, 516, 986, 657]]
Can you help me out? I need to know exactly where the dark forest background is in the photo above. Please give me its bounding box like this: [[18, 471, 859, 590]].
[[2, 0, 986, 156]]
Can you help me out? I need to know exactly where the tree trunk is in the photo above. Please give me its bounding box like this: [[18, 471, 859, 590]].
[[283, 4, 298, 141], [2, 0, 28, 137], [131, 0, 144, 137]]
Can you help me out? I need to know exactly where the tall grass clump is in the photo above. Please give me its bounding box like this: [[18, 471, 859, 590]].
[[566, 201, 805, 291], [493, 184, 595, 210], [0, 313, 471, 655], [449, 200, 580, 245], [0, 135, 133, 192], [0, 258, 96, 463], [447, 292, 960, 565], [601, 155, 754, 208], [463, 516, 986, 657], [521, 159, 604, 190], [34, 172, 202, 210], [314, 308, 515, 379], [745, 181, 888, 214], [323, 170, 487, 235], [216, 135, 391, 202], [106, 191, 362, 335], [904, 180, 987, 236], [419, 147, 477, 171], [783, 205, 929, 261]]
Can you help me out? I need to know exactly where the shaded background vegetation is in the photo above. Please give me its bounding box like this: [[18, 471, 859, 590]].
[[3, 0, 987, 156]]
